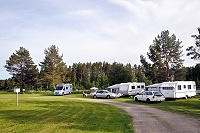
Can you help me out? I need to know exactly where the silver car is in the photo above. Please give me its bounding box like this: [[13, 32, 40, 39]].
[[90, 90, 118, 99], [134, 91, 165, 103]]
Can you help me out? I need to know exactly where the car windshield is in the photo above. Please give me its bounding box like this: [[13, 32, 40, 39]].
[[154, 92, 163, 96], [55, 86, 63, 90]]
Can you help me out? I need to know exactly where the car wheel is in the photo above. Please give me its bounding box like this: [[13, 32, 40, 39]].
[[146, 98, 151, 103], [93, 95, 97, 99], [135, 97, 138, 101], [106, 95, 111, 99]]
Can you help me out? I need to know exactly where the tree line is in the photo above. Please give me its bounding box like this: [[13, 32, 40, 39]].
[[1, 29, 200, 91]]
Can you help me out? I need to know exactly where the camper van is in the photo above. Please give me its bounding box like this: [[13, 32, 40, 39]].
[[146, 81, 196, 99], [107, 82, 145, 96], [54, 83, 73, 96]]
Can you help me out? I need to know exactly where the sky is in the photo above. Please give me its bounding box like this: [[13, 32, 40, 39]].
[[0, 0, 200, 79]]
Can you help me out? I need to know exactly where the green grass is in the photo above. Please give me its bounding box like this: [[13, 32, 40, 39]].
[[0, 93, 133, 133], [2, 92, 199, 133], [113, 95, 200, 120]]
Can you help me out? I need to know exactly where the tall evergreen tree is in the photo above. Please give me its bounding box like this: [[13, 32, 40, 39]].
[[102, 61, 111, 76], [186, 64, 200, 86], [91, 64, 98, 85], [141, 30, 184, 82], [0, 78, 14, 90], [39, 45, 66, 90], [108, 62, 132, 85], [4, 47, 38, 91], [71, 63, 77, 88], [24, 62, 39, 89], [65, 66, 72, 83], [140, 55, 154, 83], [186, 27, 200, 60]]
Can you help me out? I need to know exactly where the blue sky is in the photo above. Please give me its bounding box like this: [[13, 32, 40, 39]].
[[1, 0, 200, 79]]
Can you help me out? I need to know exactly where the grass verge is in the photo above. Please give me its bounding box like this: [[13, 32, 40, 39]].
[[0, 93, 133, 133]]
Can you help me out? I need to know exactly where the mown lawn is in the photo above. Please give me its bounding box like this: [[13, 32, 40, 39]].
[[0, 93, 133, 133], [114, 95, 200, 120]]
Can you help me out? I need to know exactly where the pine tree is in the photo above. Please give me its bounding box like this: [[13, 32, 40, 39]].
[[4, 47, 38, 91], [186, 27, 200, 60], [108, 62, 132, 85], [141, 30, 184, 82], [39, 45, 66, 90]]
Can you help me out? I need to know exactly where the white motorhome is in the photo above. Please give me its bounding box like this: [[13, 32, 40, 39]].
[[54, 83, 73, 96], [107, 82, 145, 96], [146, 81, 196, 99]]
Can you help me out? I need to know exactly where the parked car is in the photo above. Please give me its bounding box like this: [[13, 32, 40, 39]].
[[90, 90, 119, 99], [134, 91, 165, 103]]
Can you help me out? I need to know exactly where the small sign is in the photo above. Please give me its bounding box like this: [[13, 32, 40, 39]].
[[14, 88, 20, 93]]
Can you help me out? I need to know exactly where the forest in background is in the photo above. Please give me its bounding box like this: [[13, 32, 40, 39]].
[[1, 29, 200, 91], [1, 60, 200, 91]]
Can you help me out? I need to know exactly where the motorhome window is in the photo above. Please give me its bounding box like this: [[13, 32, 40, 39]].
[[184, 85, 186, 89], [132, 86, 135, 89], [188, 85, 191, 89], [178, 85, 181, 90], [137, 86, 140, 89], [66, 87, 68, 89], [141, 85, 144, 89], [56, 86, 63, 90]]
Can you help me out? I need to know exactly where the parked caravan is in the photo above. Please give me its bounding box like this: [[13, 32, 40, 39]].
[[146, 81, 196, 99], [107, 82, 145, 96], [54, 83, 73, 96]]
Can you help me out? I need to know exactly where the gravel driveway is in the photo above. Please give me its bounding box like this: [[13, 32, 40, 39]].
[[73, 98, 200, 133]]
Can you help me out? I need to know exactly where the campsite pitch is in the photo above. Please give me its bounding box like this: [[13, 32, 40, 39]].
[[0, 93, 133, 133]]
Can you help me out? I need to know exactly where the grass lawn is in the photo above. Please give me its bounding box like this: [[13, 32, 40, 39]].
[[114, 95, 200, 120], [0, 93, 133, 133]]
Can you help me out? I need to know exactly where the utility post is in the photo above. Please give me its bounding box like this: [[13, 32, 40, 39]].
[[14, 88, 20, 106]]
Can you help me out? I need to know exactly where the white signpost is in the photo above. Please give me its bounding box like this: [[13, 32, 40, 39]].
[[14, 88, 20, 106]]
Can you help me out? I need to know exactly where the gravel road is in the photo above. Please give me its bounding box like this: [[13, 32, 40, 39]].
[[73, 98, 200, 133]]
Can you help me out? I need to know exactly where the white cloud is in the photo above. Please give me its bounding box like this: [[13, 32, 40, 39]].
[[0, 0, 200, 79], [68, 9, 96, 17]]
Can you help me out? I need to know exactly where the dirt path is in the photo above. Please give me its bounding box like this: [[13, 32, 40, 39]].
[[72, 98, 200, 133]]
